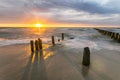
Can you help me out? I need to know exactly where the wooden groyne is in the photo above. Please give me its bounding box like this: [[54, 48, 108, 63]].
[[95, 28, 120, 42], [30, 33, 65, 53], [30, 33, 91, 66], [82, 47, 90, 66], [30, 39, 43, 53]]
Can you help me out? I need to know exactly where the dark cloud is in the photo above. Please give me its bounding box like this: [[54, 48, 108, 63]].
[[70, 2, 119, 14], [34, 0, 120, 14]]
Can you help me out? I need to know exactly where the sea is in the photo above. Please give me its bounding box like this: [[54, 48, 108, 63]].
[[0, 27, 120, 51]]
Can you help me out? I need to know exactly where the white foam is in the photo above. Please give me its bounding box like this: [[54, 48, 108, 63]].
[[0, 37, 51, 47], [64, 39, 99, 49], [96, 41, 120, 51], [0, 39, 30, 47], [63, 38, 120, 51]]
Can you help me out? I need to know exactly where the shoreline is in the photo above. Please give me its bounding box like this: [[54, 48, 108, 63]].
[[0, 43, 120, 80]]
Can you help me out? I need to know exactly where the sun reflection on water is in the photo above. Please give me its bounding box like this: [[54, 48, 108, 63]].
[[32, 27, 47, 35]]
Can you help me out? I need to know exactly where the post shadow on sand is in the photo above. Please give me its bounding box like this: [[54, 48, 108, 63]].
[[56, 47, 92, 80], [81, 65, 90, 77], [31, 51, 39, 80], [38, 50, 48, 80], [22, 50, 48, 80], [81, 65, 96, 80], [22, 52, 34, 80]]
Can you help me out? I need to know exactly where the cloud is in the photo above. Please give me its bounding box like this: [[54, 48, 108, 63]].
[[34, 0, 120, 14], [0, 0, 120, 26]]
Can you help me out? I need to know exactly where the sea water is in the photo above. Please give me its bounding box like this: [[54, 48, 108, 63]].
[[0, 27, 120, 51]]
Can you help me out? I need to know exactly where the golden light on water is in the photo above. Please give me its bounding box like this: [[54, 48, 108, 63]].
[[35, 23, 43, 28], [44, 52, 54, 60]]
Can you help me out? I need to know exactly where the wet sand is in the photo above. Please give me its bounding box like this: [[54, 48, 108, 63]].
[[0, 43, 120, 80]]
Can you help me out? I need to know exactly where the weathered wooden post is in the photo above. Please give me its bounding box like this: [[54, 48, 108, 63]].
[[100, 30, 103, 33], [109, 32, 112, 36], [58, 39, 60, 42], [116, 33, 119, 40], [117, 35, 120, 42], [102, 31, 105, 35], [38, 38, 42, 50], [82, 47, 90, 66], [114, 33, 116, 39], [104, 31, 106, 35], [107, 31, 109, 36], [111, 32, 115, 39], [30, 40, 34, 52], [62, 33, 64, 40], [111, 32, 113, 37], [52, 36, 55, 45], [104, 31, 107, 35], [35, 40, 39, 51], [113, 33, 117, 40], [108, 31, 110, 36], [99, 30, 101, 32]]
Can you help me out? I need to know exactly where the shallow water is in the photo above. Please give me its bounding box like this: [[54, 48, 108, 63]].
[[0, 27, 120, 51]]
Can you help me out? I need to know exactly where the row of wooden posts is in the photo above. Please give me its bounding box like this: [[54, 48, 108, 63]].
[[30, 33, 90, 66], [30, 38, 43, 53], [95, 28, 120, 42], [52, 33, 64, 45], [30, 33, 65, 52]]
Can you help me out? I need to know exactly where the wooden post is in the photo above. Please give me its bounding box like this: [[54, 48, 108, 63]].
[[38, 38, 43, 50], [109, 32, 112, 36], [107, 32, 109, 36], [107, 32, 110, 36], [100, 30, 102, 33], [106, 31, 108, 36], [101, 30, 103, 33], [111, 32, 115, 39], [82, 47, 90, 66], [52, 36, 55, 45], [62, 33, 64, 40], [58, 39, 60, 42], [104, 31, 106, 35], [111, 32, 113, 38], [102, 31, 105, 35], [113, 33, 117, 40], [116, 33, 119, 40], [98, 29, 100, 32], [117, 35, 120, 42], [111, 32, 113, 37], [35, 40, 38, 51], [30, 40, 34, 52]]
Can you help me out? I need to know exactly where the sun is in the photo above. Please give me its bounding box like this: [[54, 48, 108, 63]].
[[35, 23, 43, 28]]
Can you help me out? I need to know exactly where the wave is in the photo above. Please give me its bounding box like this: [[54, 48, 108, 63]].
[[0, 37, 52, 47]]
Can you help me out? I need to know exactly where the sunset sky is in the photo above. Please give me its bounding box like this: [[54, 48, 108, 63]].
[[0, 0, 120, 27]]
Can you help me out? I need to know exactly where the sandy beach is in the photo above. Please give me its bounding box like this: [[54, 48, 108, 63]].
[[0, 0, 120, 79], [0, 40, 120, 80]]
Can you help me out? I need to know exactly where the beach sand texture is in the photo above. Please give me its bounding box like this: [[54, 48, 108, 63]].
[[0, 42, 120, 80]]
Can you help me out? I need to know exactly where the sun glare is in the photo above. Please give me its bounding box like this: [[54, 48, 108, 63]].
[[35, 23, 42, 28]]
